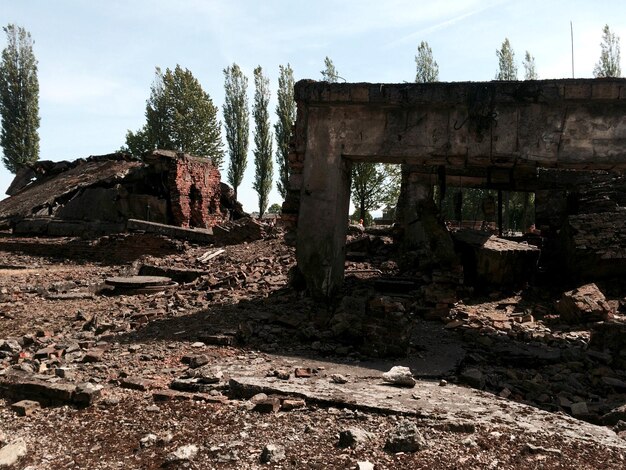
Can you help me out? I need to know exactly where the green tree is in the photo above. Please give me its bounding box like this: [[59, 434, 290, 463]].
[[321, 56, 339, 82], [351, 162, 389, 225], [382, 164, 401, 208], [267, 203, 282, 214], [496, 38, 517, 80], [223, 63, 249, 200], [523, 51, 538, 79], [252, 66, 273, 216], [415, 41, 439, 83], [594, 24, 621, 78], [275, 63, 295, 200], [0, 24, 40, 173], [125, 65, 223, 165]]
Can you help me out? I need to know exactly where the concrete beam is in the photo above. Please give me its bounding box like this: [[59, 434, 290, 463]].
[[295, 79, 626, 171]]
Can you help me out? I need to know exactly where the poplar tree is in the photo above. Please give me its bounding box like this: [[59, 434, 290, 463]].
[[321, 56, 339, 82], [223, 63, 249, 199], [0, 24, 40, 173], [523, 51, 538, 80], [125, 65, 223, 165], [415, 41, 439, 83], [594, 24, 621, 78], [274, 63, 295, 199], [496, 38, 517, 80], [252, 66, 273, 216]]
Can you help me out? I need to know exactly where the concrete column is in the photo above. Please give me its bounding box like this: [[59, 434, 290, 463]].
[[399, 168, 435, 250], [296, 107, 352, 299]]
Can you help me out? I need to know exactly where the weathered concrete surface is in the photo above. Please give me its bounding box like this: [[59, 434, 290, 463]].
[[229, 375, 626, 449], [289, 79, 626, 298], [293, 79, 626, 169], [296, 106, 352, 298]]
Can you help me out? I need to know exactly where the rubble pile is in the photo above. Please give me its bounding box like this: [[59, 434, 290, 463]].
[[440, 287, 626, 425], [1, 225, 626, 467]]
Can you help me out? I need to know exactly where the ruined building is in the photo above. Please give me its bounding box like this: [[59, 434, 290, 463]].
[[0, 150, 241, 236], [283, 79, 626, 298]]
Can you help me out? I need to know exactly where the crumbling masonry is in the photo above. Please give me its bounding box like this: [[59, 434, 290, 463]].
[[0, 150, 225, 236]]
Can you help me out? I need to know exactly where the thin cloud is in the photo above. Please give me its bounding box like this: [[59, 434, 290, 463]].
[[385, 0, 509, 48]]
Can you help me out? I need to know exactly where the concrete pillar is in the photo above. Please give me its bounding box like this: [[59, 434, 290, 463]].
[[296, 107, 352, 299], [398, 167, 435, 251]]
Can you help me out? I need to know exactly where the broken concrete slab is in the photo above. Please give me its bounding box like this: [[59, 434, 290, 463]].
[[127, 219, 213, 243], [228, 375, 626, 449], [0, 374, 100, 407], [138, 264, 209, 283]]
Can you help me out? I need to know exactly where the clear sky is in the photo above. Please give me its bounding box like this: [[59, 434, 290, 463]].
[[1, 0, 625, 213]]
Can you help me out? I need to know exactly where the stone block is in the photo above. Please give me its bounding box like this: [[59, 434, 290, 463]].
[[0, 438, 27, 467], [253, 397, 281, 413], [73, 383, 102, 406], [280, 398, 306, 411], [10, 399, 40, 416], [384, 421, 427, 453], [83, 349, 105, 363], [555, 283, 613, 324], [338, 427, 373, 449], [120, 377, 157, 392]]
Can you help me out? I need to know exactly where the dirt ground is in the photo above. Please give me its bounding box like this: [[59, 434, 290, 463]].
[[0, 231, 625, 469]]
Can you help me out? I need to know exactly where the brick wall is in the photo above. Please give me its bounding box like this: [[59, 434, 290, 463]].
[[167, 155, 222, 229]]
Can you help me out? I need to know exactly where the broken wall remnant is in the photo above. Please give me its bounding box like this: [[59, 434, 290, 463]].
[[284, 79, 626, 298], [143, 150, 222, 228], [535, 169, 626, 281], [452, 229, 540, 289], [0, 150, 235, 236]]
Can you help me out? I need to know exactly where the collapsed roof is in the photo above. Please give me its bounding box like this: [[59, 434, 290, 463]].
[[0, 150, 245, 235]]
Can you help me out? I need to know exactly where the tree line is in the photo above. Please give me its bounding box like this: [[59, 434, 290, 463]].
[[0, 23, 622, 218], [123, 63, 294, 217]]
